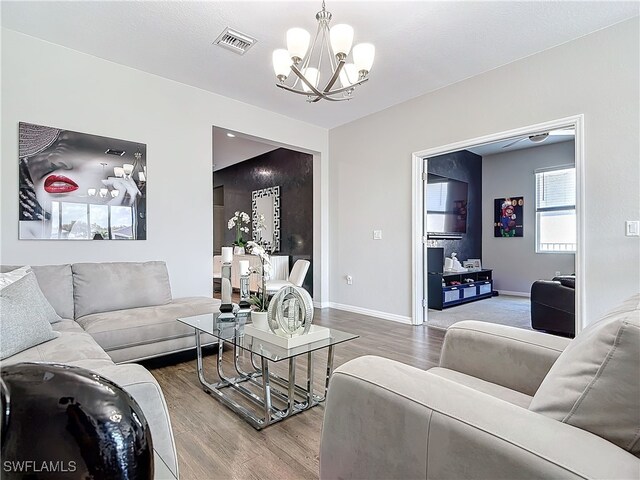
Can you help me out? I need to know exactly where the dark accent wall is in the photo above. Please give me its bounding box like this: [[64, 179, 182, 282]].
[[213, 148, 313, 294], [428, 150, 482, 262]]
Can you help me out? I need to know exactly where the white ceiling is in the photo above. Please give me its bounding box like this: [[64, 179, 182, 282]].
[[2, 1, 638, 129], [213, 127, 278, 171], [468, 132, 575, 157]]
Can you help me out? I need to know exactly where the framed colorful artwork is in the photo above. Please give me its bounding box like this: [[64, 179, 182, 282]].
[[494, 196, 524, 237]]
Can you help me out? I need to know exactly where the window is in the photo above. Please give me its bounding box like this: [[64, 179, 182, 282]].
[[535, 166, 576, 253]]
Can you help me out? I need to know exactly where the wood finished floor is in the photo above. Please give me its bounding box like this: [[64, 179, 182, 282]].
[[142, 309, 445, 480]]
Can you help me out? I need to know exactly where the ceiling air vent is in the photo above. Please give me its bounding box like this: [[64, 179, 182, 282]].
[[214, 28, 257, 55]]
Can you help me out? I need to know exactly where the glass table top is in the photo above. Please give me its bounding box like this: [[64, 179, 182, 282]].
[[178, 311, 359, 362]]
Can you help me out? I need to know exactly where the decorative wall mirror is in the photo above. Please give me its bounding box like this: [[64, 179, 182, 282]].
[[252, 186, 280, 251]]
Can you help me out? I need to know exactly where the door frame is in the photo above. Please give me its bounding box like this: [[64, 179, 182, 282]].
[[411, 114, 585, 333]]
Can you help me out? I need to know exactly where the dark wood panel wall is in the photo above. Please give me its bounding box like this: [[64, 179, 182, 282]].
[[213, 148, 313, 294]]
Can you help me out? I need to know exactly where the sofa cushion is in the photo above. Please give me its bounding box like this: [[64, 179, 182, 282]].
[[72, 261, 173, 318], [529, 294, 640, 457], [76, 297, 220, 354], [1, 264, 74, 319], [1, 272, 61, 360], [1, 319, 113, 366]]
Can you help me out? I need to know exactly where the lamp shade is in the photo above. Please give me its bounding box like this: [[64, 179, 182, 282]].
[[113, 167, 124, 178], [122, 164, 134, 176], [272, 49, 292, 78], [110, 189, 119, 198], [99, 188, 108, 198], [87, 188, 97, 196], [287, 28, 310, 61], [339, 63, 359, 87], [301, 67, 319, 92], [353, 43, 375, 73], [330, 24, 354, 57]]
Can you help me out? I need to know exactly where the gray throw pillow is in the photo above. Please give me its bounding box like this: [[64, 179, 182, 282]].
[[1, 271, 61, 360], [529, 294, 640, 457]]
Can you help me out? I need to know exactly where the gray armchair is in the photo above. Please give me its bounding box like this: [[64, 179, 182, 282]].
[[320, 296, 640, 479]]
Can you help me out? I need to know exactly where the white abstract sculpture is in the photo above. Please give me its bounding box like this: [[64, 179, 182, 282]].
[[267, 286, 314, 338], [445, 253, 467, 273]]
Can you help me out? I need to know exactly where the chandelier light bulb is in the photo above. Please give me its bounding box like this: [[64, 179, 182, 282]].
[[339, 63, 359, 88], [272, 49, 292, 80], [301, 67, 320, 92], [273, 1, 374, 102], [88, 188, 97, 196], [330, 24, 354, 59], [286, 28, 310, 64], [113, 166, 124, 178], [353, 43, 375, 74], [110, 189, 119, 198]]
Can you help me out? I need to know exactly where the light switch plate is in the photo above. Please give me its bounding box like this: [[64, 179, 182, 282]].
[[626, 221, 640, 237], [373, 230, 382, 240]]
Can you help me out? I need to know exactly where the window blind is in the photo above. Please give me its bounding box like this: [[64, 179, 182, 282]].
[[535, 167, 576, 211]]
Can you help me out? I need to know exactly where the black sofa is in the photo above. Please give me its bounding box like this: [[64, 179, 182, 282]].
[[530, 275, 575, 337]]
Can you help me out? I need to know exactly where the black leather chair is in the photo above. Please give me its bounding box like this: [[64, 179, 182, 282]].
[[530, 275, 575, 337]]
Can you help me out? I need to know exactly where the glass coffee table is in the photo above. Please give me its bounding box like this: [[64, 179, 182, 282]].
[[178, 312, 358, 430]]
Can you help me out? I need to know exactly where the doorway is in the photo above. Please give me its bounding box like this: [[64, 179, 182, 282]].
[[412, 115, 585, 335], [212, 126, 316, 296]]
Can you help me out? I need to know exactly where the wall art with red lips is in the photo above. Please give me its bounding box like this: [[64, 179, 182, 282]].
[[18, 122, 147, 240]]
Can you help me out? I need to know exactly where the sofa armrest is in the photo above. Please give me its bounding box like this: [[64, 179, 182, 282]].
[[320, 356, 639, 480], [439, 321, 570, 396]]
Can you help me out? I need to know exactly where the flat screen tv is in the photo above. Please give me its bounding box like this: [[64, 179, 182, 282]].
[[426, 173, 468, 237]]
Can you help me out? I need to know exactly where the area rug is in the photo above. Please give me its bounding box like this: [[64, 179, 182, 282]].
[[426, 295, 532, 331]]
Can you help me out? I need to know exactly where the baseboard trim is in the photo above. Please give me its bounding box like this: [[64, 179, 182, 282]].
[[328, 302, 413, 324], [313, 301, 330, 309], [498, 290, 531, 298]]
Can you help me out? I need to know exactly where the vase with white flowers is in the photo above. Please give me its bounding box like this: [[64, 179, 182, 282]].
[[246, 240, 272, 330], [227, 211, 250, 254]]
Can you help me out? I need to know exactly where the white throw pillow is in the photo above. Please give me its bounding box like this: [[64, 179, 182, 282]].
[[529, 294, 640, 457], [0, 265, 31, 289]]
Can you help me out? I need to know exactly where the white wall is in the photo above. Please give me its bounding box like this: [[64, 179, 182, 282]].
[[1, 29, 329, 299], [329, 18, 639, 324], [482, 142, 576, 295]]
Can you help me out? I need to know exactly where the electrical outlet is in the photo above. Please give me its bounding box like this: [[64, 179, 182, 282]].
[[626, 220, 640, 237], [373, 230, 382, 240], [346, 275, 353, 285], [555, 271, 561, 277]]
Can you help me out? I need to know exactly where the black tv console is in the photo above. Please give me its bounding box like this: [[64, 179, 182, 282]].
[[428, 269, 493, 310]]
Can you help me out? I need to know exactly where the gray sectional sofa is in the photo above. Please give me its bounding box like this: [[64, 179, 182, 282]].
[[0, 261, 221, 480]]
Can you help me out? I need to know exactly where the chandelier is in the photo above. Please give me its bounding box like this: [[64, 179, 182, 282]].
[[272, 1, 375, 102]]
